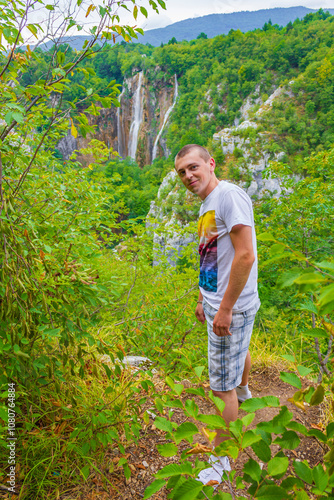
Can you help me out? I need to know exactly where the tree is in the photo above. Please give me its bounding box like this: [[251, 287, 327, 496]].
[[168, 36, 177, 45]]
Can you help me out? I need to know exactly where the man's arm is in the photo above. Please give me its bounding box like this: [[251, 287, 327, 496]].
[[195, 290, 206, 324], [213, 224, 255, 337]]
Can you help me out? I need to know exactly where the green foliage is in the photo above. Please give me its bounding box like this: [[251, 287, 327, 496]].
[[142, 370, 334, 499], [104, 155, 170, 219], [0, 0, 167, 497], [14, 10, 334, 167]]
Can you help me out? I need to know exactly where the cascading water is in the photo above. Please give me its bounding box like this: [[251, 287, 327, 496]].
[[152, 74, 178, 162], [116, 86, 125, 157], [128, 71, 144, 160]]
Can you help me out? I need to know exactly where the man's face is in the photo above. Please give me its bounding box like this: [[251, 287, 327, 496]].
[[175, 150, 216, 200]]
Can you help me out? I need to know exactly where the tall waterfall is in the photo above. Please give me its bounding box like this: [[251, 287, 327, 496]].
[[152, 74, 178, 162], [128, 71, 144, 160], [117, 86, 125, 157]]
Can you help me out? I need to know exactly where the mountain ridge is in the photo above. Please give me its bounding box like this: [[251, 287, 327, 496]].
[[35, 6, 334, 50]]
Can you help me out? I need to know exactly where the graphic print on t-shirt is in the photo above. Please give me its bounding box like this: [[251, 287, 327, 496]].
[[198, 210, 218, 292]]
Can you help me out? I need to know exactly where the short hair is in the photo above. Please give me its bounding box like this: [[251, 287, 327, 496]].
[[175, 144, 211, 164]]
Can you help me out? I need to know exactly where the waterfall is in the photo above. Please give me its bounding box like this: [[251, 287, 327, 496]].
[[117, 85, 125, 157], [128, 71, 144, 160], [152, 74, 178, 162]]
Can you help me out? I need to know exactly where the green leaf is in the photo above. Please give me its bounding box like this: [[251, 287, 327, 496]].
[[81, 464, 90, 480], [309, 384, 325, 406], [172, 478, 203, 500], [272, 406, 293, 427], [304, 327, 328, 339], [133, 5, 138, 19], [143, 479, 166, 499], [326, 422, 334, 439], [11, 111, 24, 123], [155, 462, 192, 479], [262, 396, 281, 407], [174, 422, 198, 444], [307, 428, 327, 442], [296, 365, 313, 376], [242, 430, 262, 448], [243, 458, 262, 483], [164, 399, 184, 409], [251, 440, 272, 462], [316, 261, 334, 272], [293, 460, 313, 484], [123, 463, 131, 480], [27, 24, 38, 38], [287, 421, 308, 435], [319, 283, 334, 306], [257, 232, 276, 241], [294, 272, 327, 284], [196, 414, 226, 429], [194, 366, 205, 378], [157, 443, 178, 457], [295, 491, 310, 500], [280, 372, 302, 389], [281, 354, 295, 362], [184, 399, 198, 419], [174, 383, 184, 396], [239, 398, 266, 411], [140, 6, 148, 17], [269, 243, 286, 255], [154, 417, 173, 433], [267, 456, 289, 477], [299, 301, 318, 315], [209, 392, 225, 413], [281, 476, 304, 490], [277, 268, 303, 288], [256, 485, 289, 499], [241, 413, 255, 427], [274, 431, 300, 449]]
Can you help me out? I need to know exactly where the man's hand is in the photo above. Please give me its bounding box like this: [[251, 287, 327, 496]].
[[213, 307, 232, 336], [195, 303, 206, 324]]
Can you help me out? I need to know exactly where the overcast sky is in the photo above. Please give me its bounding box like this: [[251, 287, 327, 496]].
[[24, 1, 334, 45], [139, 1, 334, 29]]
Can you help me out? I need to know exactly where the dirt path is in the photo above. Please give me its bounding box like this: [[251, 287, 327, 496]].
[[60, 365, 325, 500]]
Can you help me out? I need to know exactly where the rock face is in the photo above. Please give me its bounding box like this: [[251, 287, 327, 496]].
[[213, 82, 296, 198], [147, 170, 199, 266], [57, 72, 178, 167]]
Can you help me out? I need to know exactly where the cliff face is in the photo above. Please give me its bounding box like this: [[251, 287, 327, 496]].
[[57, 72, 177, 167]]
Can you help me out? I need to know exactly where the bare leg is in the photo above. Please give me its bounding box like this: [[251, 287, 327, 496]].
[[241, 350, 251, 386], [212, 388, 238, 448]]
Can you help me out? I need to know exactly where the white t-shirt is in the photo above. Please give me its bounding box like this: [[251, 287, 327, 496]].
[[198, 181, 260, 312]]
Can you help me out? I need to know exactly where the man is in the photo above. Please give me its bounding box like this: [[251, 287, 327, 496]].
[[174, 144, 260, 485]]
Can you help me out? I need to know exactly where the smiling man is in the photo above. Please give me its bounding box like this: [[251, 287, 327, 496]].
[[175, 144, 260, 484]]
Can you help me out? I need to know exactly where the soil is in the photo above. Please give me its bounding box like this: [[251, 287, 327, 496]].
[[1, 365, 327, 500]]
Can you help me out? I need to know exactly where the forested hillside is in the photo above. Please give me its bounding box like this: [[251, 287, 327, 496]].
[[1, 3, 334, 499]]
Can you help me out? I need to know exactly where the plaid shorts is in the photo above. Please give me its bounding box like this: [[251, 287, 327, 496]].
[[203, 300, 259, 392]]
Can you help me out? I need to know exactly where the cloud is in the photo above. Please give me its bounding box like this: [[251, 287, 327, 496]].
[[139, 13, 173, 30]]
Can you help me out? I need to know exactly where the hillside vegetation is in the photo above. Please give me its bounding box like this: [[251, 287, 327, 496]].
[[1, 5, 333, 499]]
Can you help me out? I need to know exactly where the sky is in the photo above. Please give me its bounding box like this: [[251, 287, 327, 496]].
[[138, 0, 334, 29], [22, 1, 334, 46]]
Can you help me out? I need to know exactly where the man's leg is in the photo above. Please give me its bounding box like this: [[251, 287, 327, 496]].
[[241, 350, 251, 386], [236, 350, 252, 402], [212, 388, 238, 448]]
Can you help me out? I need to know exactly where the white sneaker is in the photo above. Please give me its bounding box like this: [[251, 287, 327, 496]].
[[197, 455, 231, 485], [236, 384, 252, 403]]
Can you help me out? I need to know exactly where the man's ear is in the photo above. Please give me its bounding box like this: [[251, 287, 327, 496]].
[[209, 157, 216, 172]]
